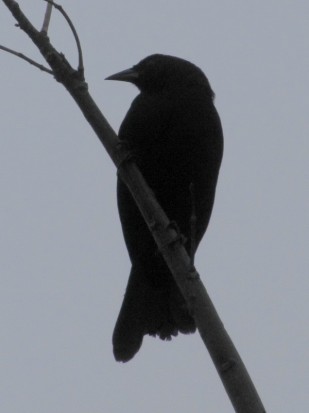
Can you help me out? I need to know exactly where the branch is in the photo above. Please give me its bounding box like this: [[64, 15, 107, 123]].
[[0, 44, 53, 74], [1, 1, 266, 412]]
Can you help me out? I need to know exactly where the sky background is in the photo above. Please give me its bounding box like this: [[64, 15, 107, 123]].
[[1, 1, 308, 412]]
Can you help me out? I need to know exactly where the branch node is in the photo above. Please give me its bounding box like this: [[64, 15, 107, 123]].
[[115, 142, 136, 171], [221, 358, 237, 373]]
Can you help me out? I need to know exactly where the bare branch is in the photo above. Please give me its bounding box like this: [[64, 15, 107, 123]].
[[2, 0, 78, 85], [0, 44, 53, 74], [41, 1, 53, 34], [43, 0, 84, 75]]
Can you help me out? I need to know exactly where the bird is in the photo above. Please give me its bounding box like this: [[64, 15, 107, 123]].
[[106, 54, 223, 362]]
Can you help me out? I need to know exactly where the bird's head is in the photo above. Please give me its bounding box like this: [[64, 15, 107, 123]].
[[106, 54, 214, 97]]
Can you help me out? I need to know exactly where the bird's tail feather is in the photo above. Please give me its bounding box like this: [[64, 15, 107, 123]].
[[112, 264, 195, 362]]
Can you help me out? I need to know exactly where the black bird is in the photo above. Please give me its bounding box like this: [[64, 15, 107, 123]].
[[106, 54, 223, 362]]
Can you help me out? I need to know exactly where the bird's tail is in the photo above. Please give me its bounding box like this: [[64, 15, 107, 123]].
[[112, 264, 195, 362]]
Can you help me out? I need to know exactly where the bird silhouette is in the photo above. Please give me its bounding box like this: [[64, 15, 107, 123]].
[[106, 54, 223, 362]]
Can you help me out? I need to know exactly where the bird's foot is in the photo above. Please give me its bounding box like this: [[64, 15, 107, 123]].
[[166, 220, 187, 247]]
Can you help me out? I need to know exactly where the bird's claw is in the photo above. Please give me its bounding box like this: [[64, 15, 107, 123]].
[[166, 220, 187, 246]]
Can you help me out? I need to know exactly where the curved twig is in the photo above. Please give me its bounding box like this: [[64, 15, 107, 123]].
[[43, 0, 84, 75], [0, 44, 53, 74]]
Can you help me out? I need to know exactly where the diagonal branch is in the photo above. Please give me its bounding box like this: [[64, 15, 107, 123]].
[[1, 1, 266, 412]]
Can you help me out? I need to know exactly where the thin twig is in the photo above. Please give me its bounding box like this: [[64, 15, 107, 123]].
[[41, 1, 53, 33], [43, 0, 84, 75], [0, 44, 53, 74]]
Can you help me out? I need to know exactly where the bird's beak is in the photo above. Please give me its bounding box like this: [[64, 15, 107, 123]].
[[105, 67, 139, 83]]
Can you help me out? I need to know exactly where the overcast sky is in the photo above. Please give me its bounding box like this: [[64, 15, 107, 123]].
[[1, 1, 308, 412]]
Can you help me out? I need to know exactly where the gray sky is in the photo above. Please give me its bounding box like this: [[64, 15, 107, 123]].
[[1, 1, 308, 412]]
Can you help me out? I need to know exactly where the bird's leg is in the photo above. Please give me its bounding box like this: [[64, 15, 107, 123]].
[[189, 182, 197, 267]]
